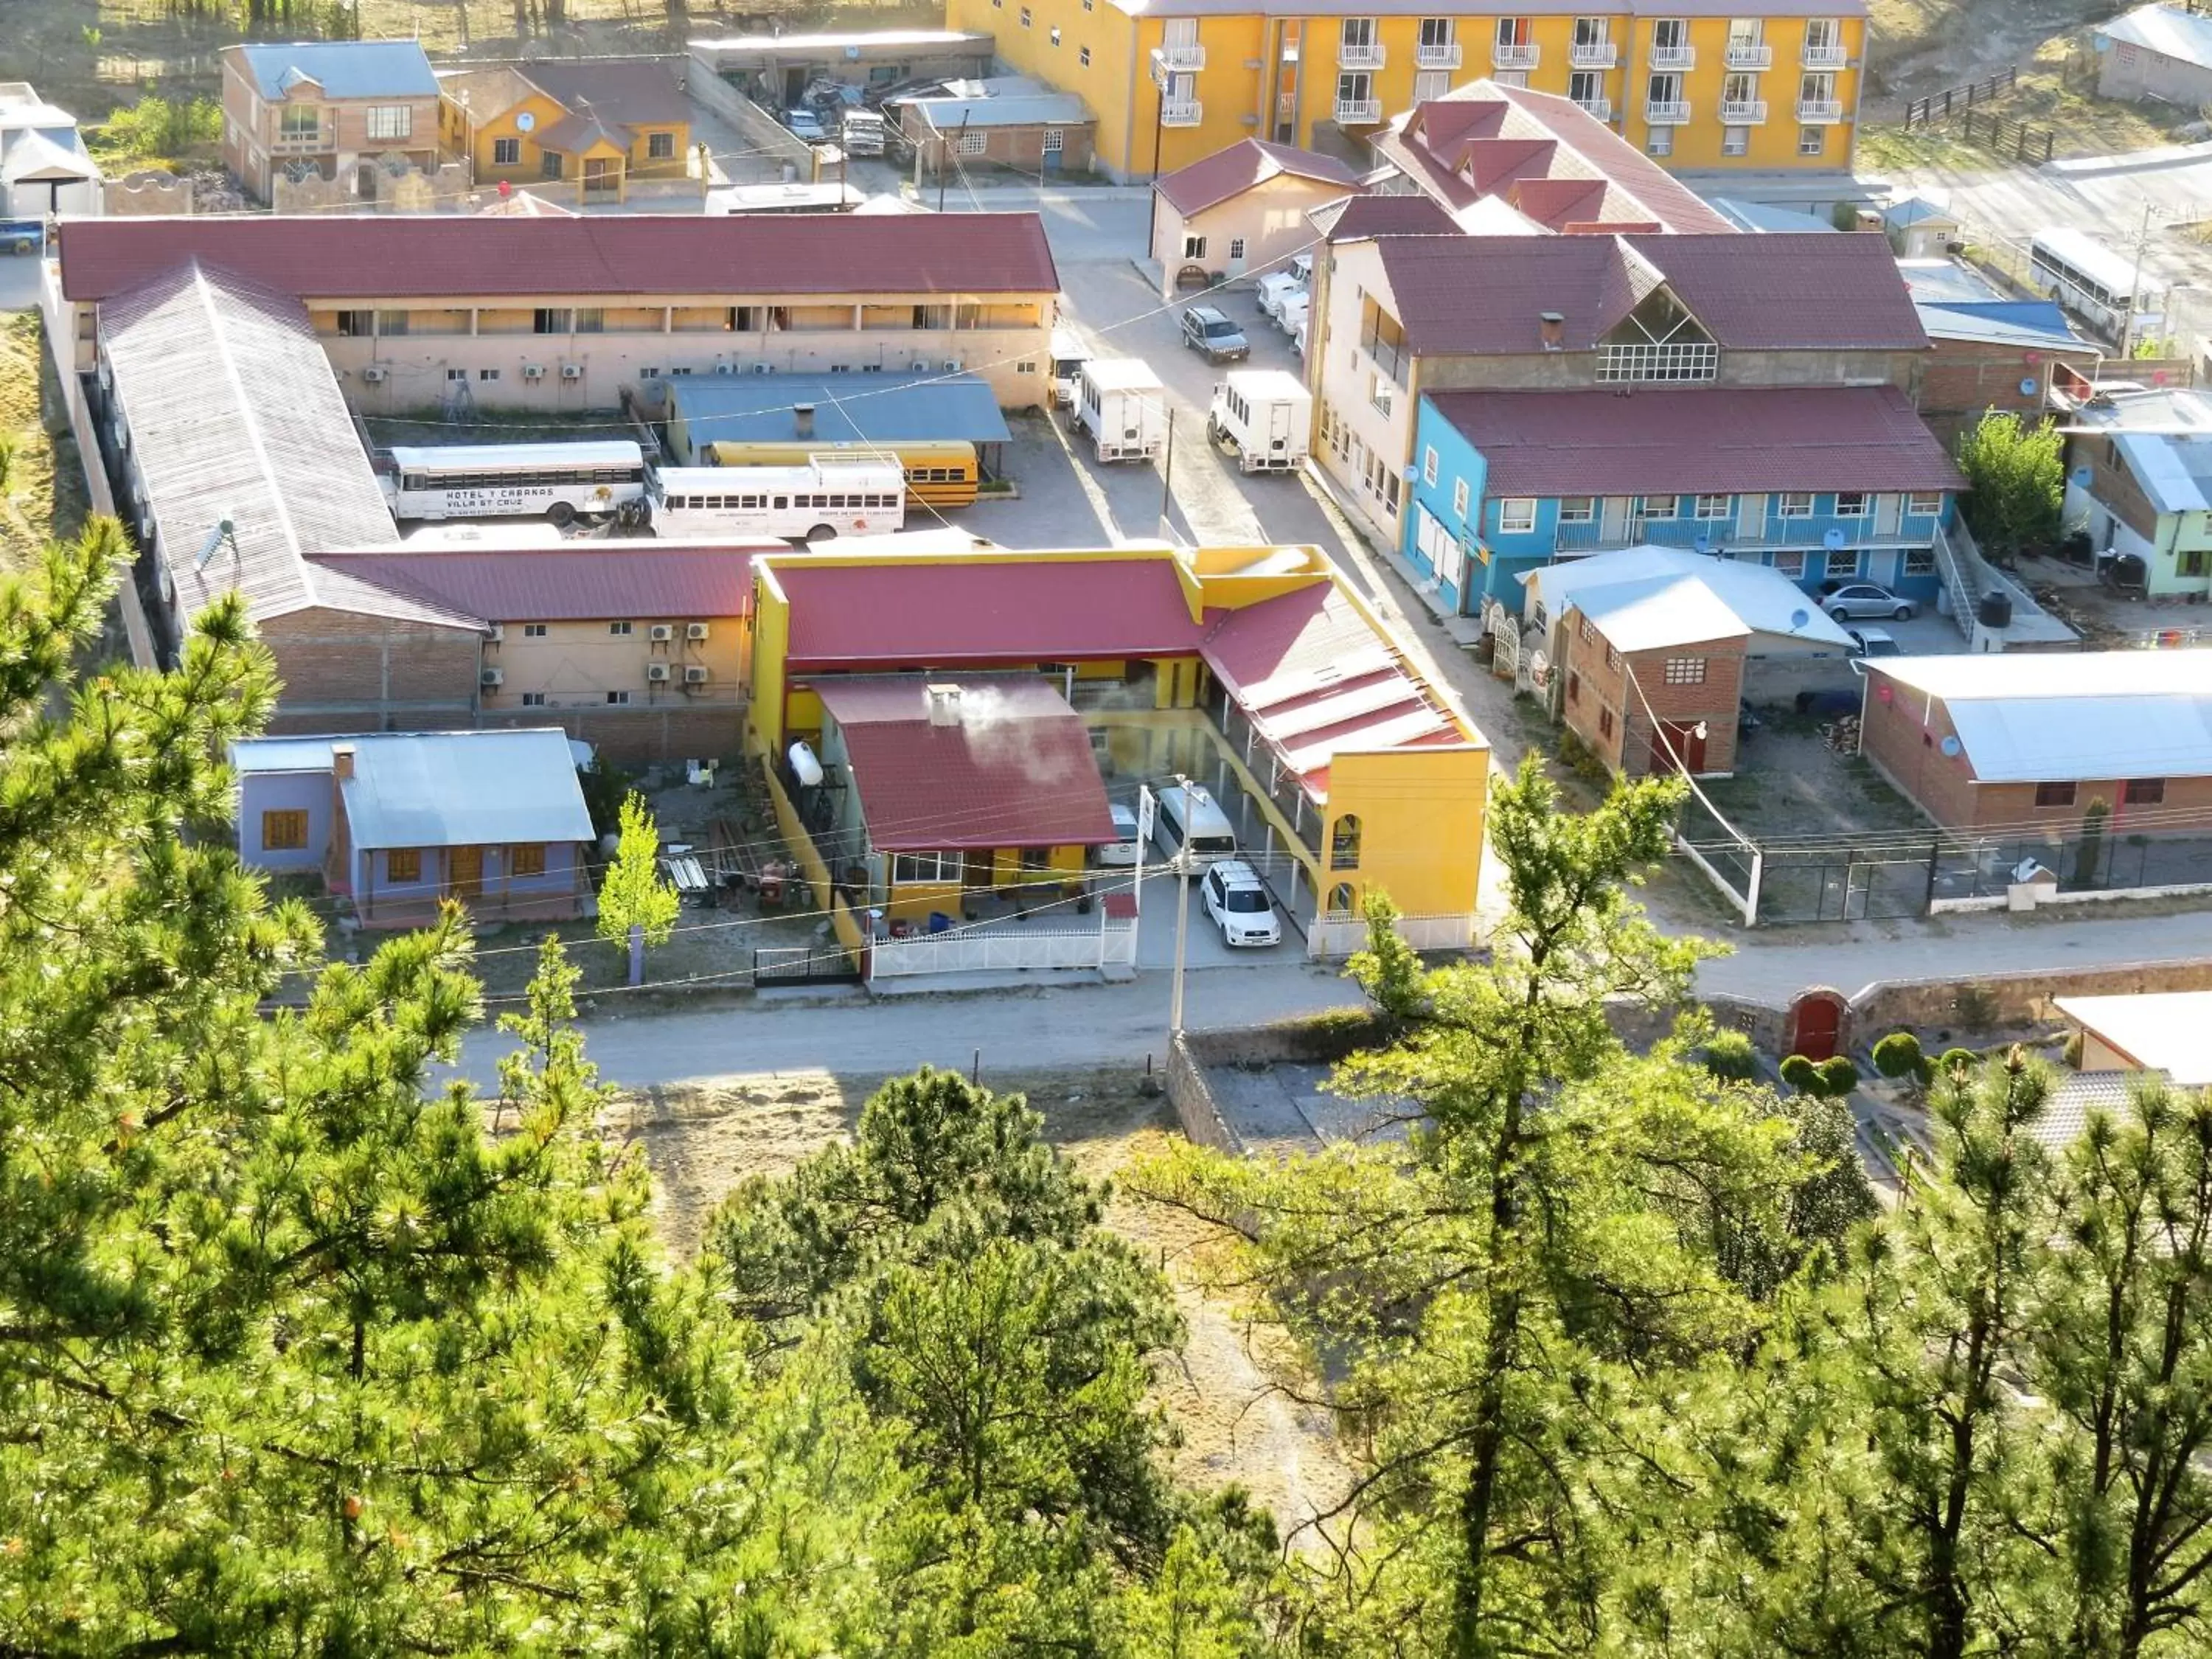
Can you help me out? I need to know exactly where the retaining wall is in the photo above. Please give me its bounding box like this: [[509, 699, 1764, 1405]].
[[1165, 1010, 1385, 1157]]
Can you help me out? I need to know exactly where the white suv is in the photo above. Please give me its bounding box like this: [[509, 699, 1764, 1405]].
[[1201, 860, 1281, 947]]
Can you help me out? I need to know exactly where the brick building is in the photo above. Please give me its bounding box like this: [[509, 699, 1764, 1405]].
[[1858, 653, 2212, 833], [1899, 257, 2093, 446], [220, 41, 444, 204]]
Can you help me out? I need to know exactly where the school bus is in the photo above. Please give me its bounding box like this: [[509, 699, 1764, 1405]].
[[704, 439, 980, 510]]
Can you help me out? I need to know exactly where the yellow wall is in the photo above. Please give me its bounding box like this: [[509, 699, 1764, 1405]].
[[480, 616, 744, 713], [1321, 745, 1489, 919], [947, 0, 1862, 176], [446, 86, 692, 185]]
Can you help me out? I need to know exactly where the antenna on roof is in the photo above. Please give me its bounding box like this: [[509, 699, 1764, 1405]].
[[194, 511, 240, 572]]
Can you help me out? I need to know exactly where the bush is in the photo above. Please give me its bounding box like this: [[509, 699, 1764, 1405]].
[[1938, 1046, 1983, 1079], [1816, 1055, 1860, 1098], [1699, 1029, 1760, 1081], [1553, 729, 1613, 791], [2062, 1028, 2084, 1069], [1871, 1031, 1933, 1088], [91, 96, 221, 164], [1779, 1054, 1820, 1094]]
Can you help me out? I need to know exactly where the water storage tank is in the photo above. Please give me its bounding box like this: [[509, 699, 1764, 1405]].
[[787, 740, 825, 788], [1976, 590, 2014, 630]]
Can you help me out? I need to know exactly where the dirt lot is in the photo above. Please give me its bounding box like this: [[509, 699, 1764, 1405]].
[[604, 1062, 1352, 1538], [0, 315, 90, 575]]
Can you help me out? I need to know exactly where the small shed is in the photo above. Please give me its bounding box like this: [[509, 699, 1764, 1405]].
[[889, 76, 1093, 181], [1882, 192, 1961, 259], [2096, 4, 2212, 105], [1149, 139, 1362, 299]]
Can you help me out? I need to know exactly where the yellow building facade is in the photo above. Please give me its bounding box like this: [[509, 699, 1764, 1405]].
[[438, 66, 691, 202], [944, 0, 1866, 177]]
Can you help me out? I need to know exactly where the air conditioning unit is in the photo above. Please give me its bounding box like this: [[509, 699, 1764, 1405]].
[[560, 364, 583, 380], [485, 623, 504, 644], [685, 621, 710, 641], [750, 362, 772, 375], [522, 364, 545, 380], [649, 622, 675, 642], [911, 360, 931, 372], [942, 359, 961, 372], [684, 664, 711, 684], [479, 667, 504, 688], [646, 663, 671, 683], [714, 362, 737, 375], [361, 366, 388, 383]]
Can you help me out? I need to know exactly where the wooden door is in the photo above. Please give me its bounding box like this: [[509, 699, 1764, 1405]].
[[1787, 991, 1845, 1062], [1650, 720, 1707, 775], [448, 846, 484, 901], [963, 851, 994, 888]]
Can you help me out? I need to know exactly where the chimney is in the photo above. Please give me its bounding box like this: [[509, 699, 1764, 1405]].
[[793, 401, 815, 439], [925, 683, 964, 727], [1539, 310, 1565, 351], [331, 743, 356, 782]]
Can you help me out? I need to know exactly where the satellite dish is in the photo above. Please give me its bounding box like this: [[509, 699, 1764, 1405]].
[[1790, 608, 1811, 630], [1527, 648, 1550, 689], [1694, 534, 1711, 554], [2020, 378, 2039, 397], [1823, 527, 1848, 551], [1940, 734, 1962, 757], [515, 111, 536, 133], [2070, 466, 2093, 488], [194, 512, 240, 571]]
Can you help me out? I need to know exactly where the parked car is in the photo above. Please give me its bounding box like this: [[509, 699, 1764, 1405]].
[[1180, 305, 1250, 363], [785, 107, 829, 142], [1200, 860, 1281, 947], [1847, 625, 1902, 676], [1096, 802, 1142, 866], [1824, 582, 1916, 622]]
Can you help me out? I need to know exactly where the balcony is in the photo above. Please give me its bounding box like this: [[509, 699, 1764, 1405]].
[[1649, 44, 1695, 69], [1719, 98, 1768, 124], [1554, 515, 1924, 557], [1725, 41, 1773, 69], [1416, 41, 1463, 68], [1335, 97, 1383, 124], [1797, 97, 1844, 122], [1803, 41, 1848, 67], [1157, 41, 1206, 70], [1492, 41, 1540, 70], [1569, 41, 1617, 67], [1644, 99, 1692, 125], [1573, 97, 1613, 121], [1161, 99, 1203, 126], [1338, 42, 1385, 68], [272, 127, 330, 151]]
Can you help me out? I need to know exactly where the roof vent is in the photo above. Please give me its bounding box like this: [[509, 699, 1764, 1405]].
[[925, 682, 964, 727], [331, 743, 356, 782], [1539, 310, 1565, 351], [793, 401, 816, 439]]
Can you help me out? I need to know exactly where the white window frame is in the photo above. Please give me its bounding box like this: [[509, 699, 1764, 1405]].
[[1722, 125, 1749, 156], [1422, 445, 1439, 486], [1183, 233, 1207, 259], [1558, 495, 1596, 524], [1826, 549, 1864, 579], [1777, 490, 1815, 518], [1662, 657, 1705, 685], [1694, 493, 1732, 520], [1497, 497, 1537, 535], [1452, 476, 1470, 518], [1043, 128, 1064, 153], [1903, 546, 1937, 576], [1906, 491, 1944, 517], [959, 130, 988, 155], [1228, 234, 1246, 260], [1833, 490, 1871, 519], [366, 105, 411, 142], [1798, 125, 1826, 156], [892, 851, 966, 885], [1647, 125, 1674, 157], [1771, 551, 1806, 578], [1638, 493, 1680, 521]]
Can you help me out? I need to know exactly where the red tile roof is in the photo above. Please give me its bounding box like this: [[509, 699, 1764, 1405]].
[[310, 543, 765, 623], [60, 212, 1060, 302], [1376, 232, 1927, 355], [1423, 384, 1965, 498], [813, 675, 1116, 851], [1154, 139, 1363, 218], [1313, 193, 1460, 241], [774, 556, 1206, 667]]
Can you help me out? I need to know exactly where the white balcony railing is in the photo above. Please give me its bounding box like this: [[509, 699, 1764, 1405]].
[[1161, 99, 1203, 126], [1645, 99, 1692, 125], [1338, 43, 1385, 69], [1803, 42, 1848, 67], [1416, 42, 1463, 68], [1573, 97, 1613, 121], [1569, 41, 1617, 67], [1797, 97, 1844, 122], [1649, 44, 1695, 69], [1492, 41, 1540, 69], [1157, 42, 1206, 71], [1335, 97, 1383, 123], [272, 128, 329, 150], [1719, 98, 1768, 123], [1725, 42, 1773, 69]]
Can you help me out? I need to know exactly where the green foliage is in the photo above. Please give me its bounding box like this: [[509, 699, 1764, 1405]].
[[0, 430, 17, 492], [1954, 409, 2064, 555], [574, 756, 631, 838], [1553, 726, 1614, 789], [1940, 1044, 1985, 1075], [1347, 888, 1426, 1023], [2075, 793, 2110, 888], [1700, 1027, 1760, 1080], [1779, 1052, 1820, 1093], [1873, 1029, 1935, 1086], [1817, 1054, 1860, 1097], [596, 789, 678, 982], [90, 94, 222, 166]]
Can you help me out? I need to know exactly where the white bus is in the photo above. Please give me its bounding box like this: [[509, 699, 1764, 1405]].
[[647, 457, 907, 543], [380, 441, 649, 526], [2029, 226, 2158, 341]]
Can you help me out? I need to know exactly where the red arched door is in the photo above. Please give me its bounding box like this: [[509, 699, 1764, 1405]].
[[1787, 990, 1847, 1061]]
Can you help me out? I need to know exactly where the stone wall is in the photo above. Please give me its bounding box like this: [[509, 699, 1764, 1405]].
[[104, 171, 192, 215], [1848, 957, 2212, 1044], [1165, 1010, 1386, 1157]]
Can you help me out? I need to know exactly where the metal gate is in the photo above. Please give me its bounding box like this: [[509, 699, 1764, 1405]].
[[753, 945, 860, 987], [1756, 848, 1935, 925]]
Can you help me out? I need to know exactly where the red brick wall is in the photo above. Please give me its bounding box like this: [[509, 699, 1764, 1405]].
[[1918, 338, 2098, 447], [257, 608, 480, 728], [479, 705, 743, 768], [1559, 611, 1745, 776]]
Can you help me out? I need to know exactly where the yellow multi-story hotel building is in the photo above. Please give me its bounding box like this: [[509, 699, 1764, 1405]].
[[943, 0, 1866, 178]]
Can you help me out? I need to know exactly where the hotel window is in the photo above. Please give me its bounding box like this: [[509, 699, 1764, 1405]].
[[893, 852, 965, 884], [1834, 490, 1871, 518], [523, 622, 548, 637], [262, 809, 307, 851], [1452, 476, 1471, 518], [1498, 498, 1537, 534], [1651, 17, 1688, 54], [1341, 17, 1378, 54], [1663, 657, 1705, 685], [1906, 491, 1944, 517], [335, 310, 373, 336], [1778, 491, 1815, 518], [510, 844, 546, 877], [1422, 445, 1439, 486], [648, 131, 675, 159], [1638, 494, 1679, 521], [1694, 493, 1731, 520], [1798, 125, 1826, 156], [1722, 127, 1748, 156], [1568, 70, 1604, 108], [386, 849, 422, 885], [1772, 551, 1806, 578], [533, 307, 573, 334], [1414, 71, 1450, 102], [1904, 547, 1937, 576], [1647, 125, 1673, 157], [1421, 17, 1455, 49], [607, 690, 631, 706], [493, 136, 520, 165], [366, 105, 411, 141], [1559, 495, 1595, 523], [2035, 782, 2077, 808], [2125, 778, 2166, 805]]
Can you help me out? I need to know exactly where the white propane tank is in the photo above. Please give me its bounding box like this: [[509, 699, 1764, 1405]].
[[787, 740, 825, 787]]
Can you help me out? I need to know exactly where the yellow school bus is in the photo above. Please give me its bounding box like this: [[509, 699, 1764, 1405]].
[[704, 439, 979, 510]]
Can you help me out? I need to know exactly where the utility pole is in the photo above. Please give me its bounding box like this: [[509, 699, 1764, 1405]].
[[1156, 404, 1176, 540], [2120, 198, 2154, 361], [1168, 776, 1192, 1037], [938, 111, 969, 213]]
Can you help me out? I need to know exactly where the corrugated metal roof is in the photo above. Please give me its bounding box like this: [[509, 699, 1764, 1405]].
[[1568, 573, 1753, 653], [1523, 548, 1859, 651], [336, 728, 596, 848], [1423, 384, 1964, 498], [60, 212, 1060, 302], [98, 260, 465, 630], [813, 675, 1116, 850], [1870, 652, 2212, 783], [1155, 139, 1361, 217], [2099, 2, 2212, 69], [2056, 992, 2212, 1084], [231, 735, 345, 774], [234, 41, 439, 99], [386, 441, 644, 473], [668, 372, 1012, 450], [310, 543, 763, 622], [2113, 429, 2212, 512]]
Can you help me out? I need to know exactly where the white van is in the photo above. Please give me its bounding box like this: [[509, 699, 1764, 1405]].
[[1153, 783, 1237, 866]]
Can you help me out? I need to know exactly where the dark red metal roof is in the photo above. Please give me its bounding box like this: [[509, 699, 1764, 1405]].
[[1422, 384, 1964, 498], [775, 556, 1206, 667], [60, 212, 1060, 302], [312, 543, 763, 622], [813, 676, 1116, 851], [1154, 138, 1361, 218]]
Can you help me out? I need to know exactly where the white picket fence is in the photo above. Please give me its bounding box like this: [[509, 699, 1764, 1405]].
[[869, 916, 1135, 978], [1305, 911, 1475, 960]]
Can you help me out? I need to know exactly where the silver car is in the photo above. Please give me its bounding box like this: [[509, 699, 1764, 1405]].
[[1824, 582, 1916, 622]]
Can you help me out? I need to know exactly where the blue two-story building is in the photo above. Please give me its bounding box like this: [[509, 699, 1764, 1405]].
[[1401, 383, 1966, 619]]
